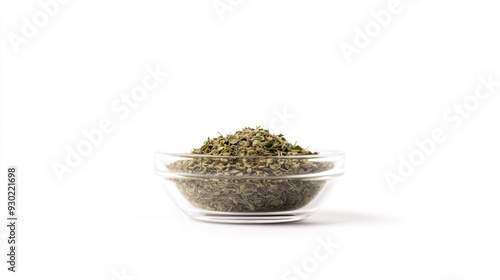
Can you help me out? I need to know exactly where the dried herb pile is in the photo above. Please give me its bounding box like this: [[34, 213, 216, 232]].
[[192, 127, 317, 157], [168, 127, 333, 212]]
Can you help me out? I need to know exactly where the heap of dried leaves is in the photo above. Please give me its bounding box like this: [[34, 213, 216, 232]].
[[167, 127, 333, 212]]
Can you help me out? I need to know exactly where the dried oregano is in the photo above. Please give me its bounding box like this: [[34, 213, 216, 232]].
[[168, 127, 333, 212]]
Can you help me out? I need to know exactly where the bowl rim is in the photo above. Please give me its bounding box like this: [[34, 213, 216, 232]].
[[154, 149, 345, 159], [154, 149, 345, 179]]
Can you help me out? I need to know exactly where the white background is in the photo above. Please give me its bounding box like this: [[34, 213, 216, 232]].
[[1, 0, 500, 279]]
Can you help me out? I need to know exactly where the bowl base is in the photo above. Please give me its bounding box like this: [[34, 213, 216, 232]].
[[186, 212, 312, 224]]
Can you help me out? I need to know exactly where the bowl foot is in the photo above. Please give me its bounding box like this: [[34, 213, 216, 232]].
[[186, 212, 311, 224]]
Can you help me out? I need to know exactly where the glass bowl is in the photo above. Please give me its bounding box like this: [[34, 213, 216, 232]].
[[154, 150, 345, 223]]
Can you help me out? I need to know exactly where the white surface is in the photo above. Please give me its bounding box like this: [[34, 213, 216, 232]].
[[1, 0, 500, 279]]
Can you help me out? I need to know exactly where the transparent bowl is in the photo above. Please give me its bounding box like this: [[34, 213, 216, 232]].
[[154, 150, 345, 223]]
